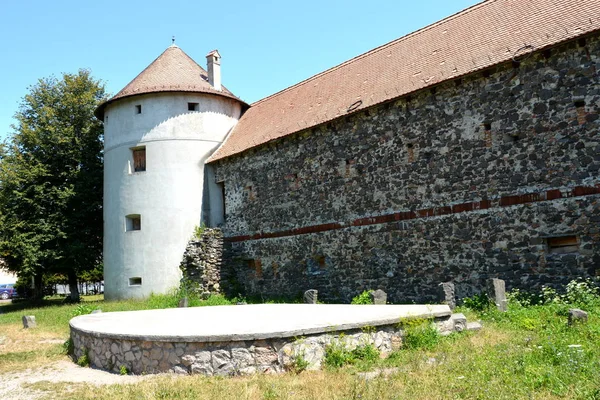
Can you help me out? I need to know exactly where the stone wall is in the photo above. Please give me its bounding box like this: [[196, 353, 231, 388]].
[[213, 34, 600, 303], [179, 228, 224, 296], [71, 316, 472, 376]]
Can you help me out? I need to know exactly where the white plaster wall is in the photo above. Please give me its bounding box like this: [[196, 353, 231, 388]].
[[103, 92, 241, 300], [0, 268, 16, 284]]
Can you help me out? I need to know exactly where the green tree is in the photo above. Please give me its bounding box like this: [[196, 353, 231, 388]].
[[0, 70, 106, 301]]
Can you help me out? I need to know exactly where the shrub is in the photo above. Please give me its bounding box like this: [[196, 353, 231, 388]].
[[351, 343, 379, 363], [63, 338, 74, 355], [351, 290, 372, 305], [462, 293, 492, 312], [401, 320, 440, 350], [324, 339, 353, 368]]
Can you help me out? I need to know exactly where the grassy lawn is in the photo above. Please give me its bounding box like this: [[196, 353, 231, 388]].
[[1, 285, 599, 400]]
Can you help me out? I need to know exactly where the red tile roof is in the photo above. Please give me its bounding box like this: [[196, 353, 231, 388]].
[[95, 45, 246, 119], [208, 0, 600, 162]]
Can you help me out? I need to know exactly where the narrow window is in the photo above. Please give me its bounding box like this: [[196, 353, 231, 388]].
[[135, 105, 142, 114], [217, 181, 226, 220], [129, 277, 142, 286], [188, 102, 199, 111], [406, 143, 415, 162], [574, 100, 586, 125], [547, 235, 579, 254], [132, 147, 146, 172], [248, 259, 262, 278], [126, 214, 141, 231], [483, 123, 492, 148]]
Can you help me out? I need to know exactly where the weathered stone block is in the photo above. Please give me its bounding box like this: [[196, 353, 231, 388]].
[[303, 289, 318, 304], [486, 278, 507, 312], [568, 308, 588, 325], [369, 289, 387, 305], [438, 282, 456, 310], [22, 315, 36, 329], [450, 313, 467, 332]]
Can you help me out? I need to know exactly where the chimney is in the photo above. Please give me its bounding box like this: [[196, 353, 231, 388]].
[[206, 50, 222, 91]]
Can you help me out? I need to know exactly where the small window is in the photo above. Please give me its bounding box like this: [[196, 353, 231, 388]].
[[129, 277, 142, 286], [126, 214, 141, 231], [132, 147, 146, 172], [188, 102, 199, 111], [135, 105, 142, 114], [547, 235, 579, 254]]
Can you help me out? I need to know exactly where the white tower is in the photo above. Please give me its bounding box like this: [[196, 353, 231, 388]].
[[96, 44, 246, 300]]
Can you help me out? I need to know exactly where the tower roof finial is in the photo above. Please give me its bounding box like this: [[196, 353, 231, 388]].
[[172, 36, 175, 44]]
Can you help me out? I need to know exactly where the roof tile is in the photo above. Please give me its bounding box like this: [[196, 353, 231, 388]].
[[208, 0, 600, 162]]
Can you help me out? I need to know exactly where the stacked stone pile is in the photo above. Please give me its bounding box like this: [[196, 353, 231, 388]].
[[179, 228, 224, 297]]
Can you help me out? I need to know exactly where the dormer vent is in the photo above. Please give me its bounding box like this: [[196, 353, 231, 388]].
[[206, 50, 222, 91]]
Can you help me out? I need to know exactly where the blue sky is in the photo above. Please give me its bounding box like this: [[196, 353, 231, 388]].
[[0, 0, 479, 141]]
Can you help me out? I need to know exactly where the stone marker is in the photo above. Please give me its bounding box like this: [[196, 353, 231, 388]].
[[438, 282, 456, 310], [568, 308, 588, 325], [91, 309, 103, 314], [22, 315, 36, 329], [486, 278, 507, 312], [178, 297, 189, 308], [450, 313, 467, 332], [369, 289, 387, 305], [466, 321, 483, 331], [304, 289, 318, 304]]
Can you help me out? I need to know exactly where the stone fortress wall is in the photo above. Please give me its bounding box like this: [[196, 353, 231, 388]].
[[212, 34, 600, 303]]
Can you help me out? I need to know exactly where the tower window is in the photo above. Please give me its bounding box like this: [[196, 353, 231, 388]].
[[135, 105, 142, 114], [129, 277, 142, 286], [132, 147, 146, 172], [126, 214, 141, 231], [188, 102, 199, 111]]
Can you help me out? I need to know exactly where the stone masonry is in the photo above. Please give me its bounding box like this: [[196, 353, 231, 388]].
[[71, 316, 461, 376], [212, 34, 600, 303], [179, 228, 224, 296]]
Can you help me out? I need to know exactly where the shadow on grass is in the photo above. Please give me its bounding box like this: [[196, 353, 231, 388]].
[[0, 298, 67, 314]]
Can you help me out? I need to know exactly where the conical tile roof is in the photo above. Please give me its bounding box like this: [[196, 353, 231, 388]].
[[96, 45, 246, 119]]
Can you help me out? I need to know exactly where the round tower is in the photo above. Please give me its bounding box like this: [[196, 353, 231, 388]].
[[96, 45, 246, 300]]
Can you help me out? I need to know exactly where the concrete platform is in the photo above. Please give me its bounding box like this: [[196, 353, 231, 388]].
[[69, 304, 452, 375], [70, 303, 451, 342]]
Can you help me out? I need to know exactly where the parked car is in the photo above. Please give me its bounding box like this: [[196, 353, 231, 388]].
[[0, 283, 16, 300]]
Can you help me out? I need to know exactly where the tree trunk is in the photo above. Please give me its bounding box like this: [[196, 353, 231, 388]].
[[67, 270, 80, 302], [33, 273, 44, 301]]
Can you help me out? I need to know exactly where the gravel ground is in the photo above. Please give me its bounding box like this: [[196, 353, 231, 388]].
[[0, 360, 152, 400]]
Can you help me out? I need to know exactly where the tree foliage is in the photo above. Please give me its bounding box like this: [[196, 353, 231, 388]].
[[0, 69, 106, 299]]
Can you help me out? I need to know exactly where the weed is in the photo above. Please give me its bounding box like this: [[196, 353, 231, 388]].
[[77, 349, 90, 367], [401, 319, 440, 350], [63, 338, 74, 355], [119, 365, 129, 375], [351, 343, 379, 363], [324, 335, 380, 369], [193, 223, 207, 239], [71, 304, 98, 317], [351, 290, 372, 305], [290, 351, 310, 374]]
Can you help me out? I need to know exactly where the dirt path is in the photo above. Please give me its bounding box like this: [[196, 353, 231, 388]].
[[0, 360, 153, 400]]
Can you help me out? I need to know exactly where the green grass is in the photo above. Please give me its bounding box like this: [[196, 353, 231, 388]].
[[2, 281, 600, 399]]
